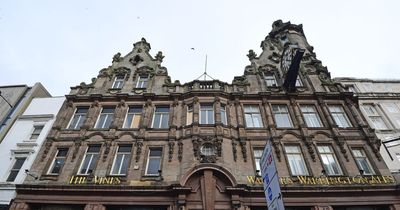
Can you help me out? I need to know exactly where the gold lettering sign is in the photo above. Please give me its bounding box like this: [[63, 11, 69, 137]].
[[246, 175, 396, 185], [69, 175, 121, 185]]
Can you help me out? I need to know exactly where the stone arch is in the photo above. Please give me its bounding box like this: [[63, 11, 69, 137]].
[[180, 164, 237, 210], [180, 164, 237, 187]]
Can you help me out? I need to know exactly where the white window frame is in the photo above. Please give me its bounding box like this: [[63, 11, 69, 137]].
[[352, 148, 375, 175], [272, 105, 294, 128], [220, 104, 227, 125], [6, 153, 29, 182], [284, 145, 309, 176], [136, 75, 149, 88], [29, 125, 44, 140], [151, 107, 170, 129], [95, 107, 115, 129], [123, 107, 142, 129], [67, 107, 89, 130], [110, 145, 132, 175], [317, 145, 343, 176], [200, 104, 215, 124], [362, 104, 388, 130], [328, 105, 352, 128], [300, 105, 323, 128], [112, 75, 125, 89], [145, 147, 163, 176], [78, 145, 101, 175], [47, 148, 68, 175], [264, 74, 277, 87], [244, 105, 263, 128], [253, 148, 264, 172]]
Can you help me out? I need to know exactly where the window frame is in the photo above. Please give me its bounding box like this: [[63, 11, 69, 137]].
[[112, 75, 125, 89], [244, 105, 263, 128], [328, 105, 352, 128], [272, 104, 294, 128], [264, 74, 278, 87], [145, 147, 163, 176], [6, 154, 28, 182], [110, 145, 132, 176], [123, 106, 142, 129], [362, 104, 388, 130], [136, 75, 149, 88], [300, 105, 323, 128], [29, 125, 44, 140], [252, 147, 264, 173], [351, 148, 375, 175], [151, 107, 170, 129], [199, 104, 215, 125], [47, 148, 69, 175], [67, 107, 89, 130], [78, 145, 101, 175], [284, 145, 309, 176], [317, 145, 343, 176], [220, 104, 227, 125], [94, 107, 115, 129]]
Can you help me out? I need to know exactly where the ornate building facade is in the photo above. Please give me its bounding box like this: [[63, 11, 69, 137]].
[[10, 20, 400, 210], [335, 78, 400, 174]]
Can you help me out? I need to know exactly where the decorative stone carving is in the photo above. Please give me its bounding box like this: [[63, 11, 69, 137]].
[[239, 139, 247, 162], [155, 51, 164, 62], [232, 76, 248, 85], [41, 139, 53, 161], [72, 140, 82, 162], [113, 67, 131, 79], [271, 138, 281, 162], [178, 140, 183, 162], [232, 140, 237, 162], [247, 50, 257, 61], [192, 136, 220, 163], [103, 140, 112, 162], [335, 136, 349, 162], [168, 141, 175, 162], [135, 140, 143, 162], [112, 52, 123, 63], [304, 137, 316, 162], [129, 55, 143, 66]]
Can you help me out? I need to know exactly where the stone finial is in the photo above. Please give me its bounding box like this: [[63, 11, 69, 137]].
[[133, 37, 151, 52], [155, 51, 164, 62], [247, 50, 257, 61], [112, 52, 123, 63]]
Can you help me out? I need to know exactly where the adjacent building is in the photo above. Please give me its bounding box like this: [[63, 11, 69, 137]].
[[10, 20, 400, 210], [0, 97, 64, 209], [0, 83, 52, 143], [335, 78, 400, 173]]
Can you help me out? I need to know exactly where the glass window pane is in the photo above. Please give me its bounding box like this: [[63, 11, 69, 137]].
[[112, 155, 123, 174], [147, 159, 160, 175], [318, 145, 342, 175]]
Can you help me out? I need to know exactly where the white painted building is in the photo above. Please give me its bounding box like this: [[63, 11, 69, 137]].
[[335, 78, 400, 173], [0, 97, 64, 208]]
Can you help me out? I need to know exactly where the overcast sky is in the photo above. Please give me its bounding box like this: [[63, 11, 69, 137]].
[[1, 0, 399, 96]]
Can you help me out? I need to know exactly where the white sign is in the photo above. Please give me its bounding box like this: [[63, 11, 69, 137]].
[[260, 140, 285, 210]]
